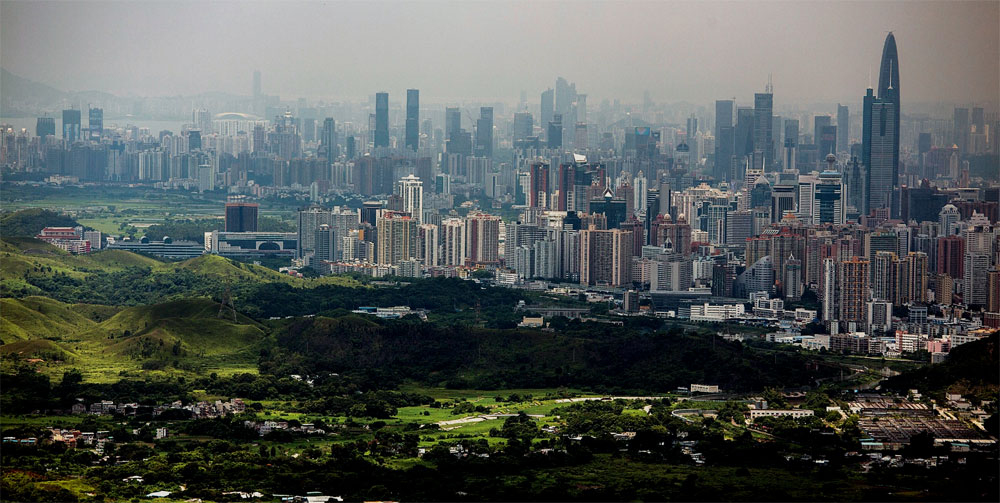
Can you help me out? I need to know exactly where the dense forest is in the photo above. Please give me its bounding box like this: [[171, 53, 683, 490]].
[[261, 315, 837, 393]]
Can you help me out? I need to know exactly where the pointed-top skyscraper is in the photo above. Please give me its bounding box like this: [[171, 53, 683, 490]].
[[863, 32, 901, 218]]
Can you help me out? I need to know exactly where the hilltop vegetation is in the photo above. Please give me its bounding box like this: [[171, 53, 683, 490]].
[[0, 208, 80, 237], [262, 316, 836, 393], [884, 333, 999, 400]]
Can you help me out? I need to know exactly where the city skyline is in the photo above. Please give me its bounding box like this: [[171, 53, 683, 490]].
[[1, 1, 998, 106]]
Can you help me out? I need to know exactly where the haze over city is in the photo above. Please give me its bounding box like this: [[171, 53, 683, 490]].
[[1, 1, 999, 502], [2, 0, 998, 105]]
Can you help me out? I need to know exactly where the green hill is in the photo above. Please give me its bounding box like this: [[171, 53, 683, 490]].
[[884, 332, 998, 400], [0, 209, 80, 237], [0, 296, 99, 344]]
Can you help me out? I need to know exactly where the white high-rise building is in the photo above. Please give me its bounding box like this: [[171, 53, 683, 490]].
[[441, 217, 466, 266], [938, 204, 960, 236], [397, 174, 424, 223]]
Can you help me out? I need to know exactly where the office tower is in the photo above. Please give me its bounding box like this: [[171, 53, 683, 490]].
[[939, 204, 960, 236], [843, 156, 866, 217], [770, 185, 796, 222], [953, 107, 969, 154], [88, 107, 103, 139], [574, 123, 588, 149], [686, 115, 698, 140], [579, 228, 633, 286], [445, 107, 461, 138], [819, 125, 837, 158], [188, 130, 202, 151], [36, 117, 55, 138], [475, 107, 493, 158], [225, 202, 259, 232], [837, 104, 849, 152], [321, 118, 337, 164], [465, 213, 501, 264], [753, 84, 774, 169], [863, 87, 897, 217], [360, 201, 383, 227], [864, 32, 901, 217], [814, 115, 832, 149], [540, 88, 554, 137], [314, 224, 336, 264], [529, 162, 549, 208], [589, 188, 628, 229], [547, 114, 563, 149], [397, 174, 423, 223], [704, 204, 728, 245], [62, 109, 81, 143], [405, 89, 419, 151], [715, 99, 734, 139], [783, 119, 798, 173], [734, 106, 755, 161], [374, 92, 389, 148], [513, 112, 533, 141], [814, 164, 843, 224], [839, 257, 870, 331]]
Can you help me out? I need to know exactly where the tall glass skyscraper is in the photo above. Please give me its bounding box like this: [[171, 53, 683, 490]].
[[405, 89, 419, 151], [374, 92, 389, 148], [863, 32, 901, 217], [753, 86, 773, 170]]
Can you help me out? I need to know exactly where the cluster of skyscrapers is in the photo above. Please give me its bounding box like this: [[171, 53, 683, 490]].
[[2, 34, 999, 336]]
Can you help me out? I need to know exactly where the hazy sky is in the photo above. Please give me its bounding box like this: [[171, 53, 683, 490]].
[[2, 1, 998, 106]]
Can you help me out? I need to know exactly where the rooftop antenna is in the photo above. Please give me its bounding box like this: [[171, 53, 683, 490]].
[[766, 74, 773, 94], [868, 65, 873, 90]]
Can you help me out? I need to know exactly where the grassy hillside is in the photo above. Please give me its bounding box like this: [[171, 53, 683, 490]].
[[0, 296, 100, 344], [1, 296, 269, 382], [0, 208, 79, 237]]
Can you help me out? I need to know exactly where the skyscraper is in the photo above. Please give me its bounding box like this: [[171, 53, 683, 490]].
[[513, 112, 533, 141], [88, 107, 103, 140], [397, 174, 423, 223], [405, 89, 419, 151], [62, 109, 81, 143], [445, 107, 461, 139], [839, 257, 870, 332], [475, 107, 493, 158], [540, 88, 554, 138], [548, 114, 563, 150], [753, 84, 774, 169], [714, 100, 734, 181], [783, 119, 799, 172], [321, 118, 337, 164], [376, 212, 417, 266], [36, 117, 55, 138], [864, 32, 901, 217], [374, 92, 389, 148], [837, 104, 849, 152]]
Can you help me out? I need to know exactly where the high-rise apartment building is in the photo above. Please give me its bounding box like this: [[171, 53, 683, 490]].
[[397, 174, 423, 223], [62, 109, 81, 143], [376, 212, 416, 266]]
